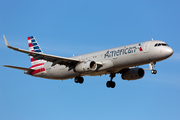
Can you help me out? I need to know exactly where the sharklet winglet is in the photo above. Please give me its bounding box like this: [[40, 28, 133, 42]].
[[3, 35, 10, 47]]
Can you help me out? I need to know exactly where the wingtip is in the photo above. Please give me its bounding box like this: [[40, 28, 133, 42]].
[[3, 65, 10, 68], [3, 35, 10, 47]]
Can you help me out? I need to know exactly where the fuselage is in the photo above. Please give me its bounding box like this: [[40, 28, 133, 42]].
[[31, 40, 173, 80]]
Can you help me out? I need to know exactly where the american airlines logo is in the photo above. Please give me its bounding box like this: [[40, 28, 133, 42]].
[[139, 43, 143, 51], [104, 46, 138, 58]]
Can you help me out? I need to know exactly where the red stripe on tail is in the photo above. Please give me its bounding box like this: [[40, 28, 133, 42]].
[[31, 58, 37, 62], [29, 43, 33, 47], [28, 37, 31, 40], [31, 68, 45, 75], [30, 63, 44, 69]]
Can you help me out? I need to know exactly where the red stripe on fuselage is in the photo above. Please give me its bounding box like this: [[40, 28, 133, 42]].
[[31, 68, 45, 75], [30, 63, 44, 69]]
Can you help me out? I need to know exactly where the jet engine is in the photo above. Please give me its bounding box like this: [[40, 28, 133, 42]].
[[121, 68, 145, 80], [74, 61, 97, 72]]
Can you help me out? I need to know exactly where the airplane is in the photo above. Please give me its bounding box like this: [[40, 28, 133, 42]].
[[3, 35, 173, 88]]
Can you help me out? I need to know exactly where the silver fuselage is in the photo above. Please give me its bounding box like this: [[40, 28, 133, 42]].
[[33, 40, 173, 80]]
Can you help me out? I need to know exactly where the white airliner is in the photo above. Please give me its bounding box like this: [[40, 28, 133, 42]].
[[3, 35, 173, 88]]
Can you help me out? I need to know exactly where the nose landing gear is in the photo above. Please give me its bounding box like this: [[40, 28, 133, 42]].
[[151, 70, 157, 74], [149, 62, 157, 74]]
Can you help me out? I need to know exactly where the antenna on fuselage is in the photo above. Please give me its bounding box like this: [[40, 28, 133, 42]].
[[151, 38, 154, 41]]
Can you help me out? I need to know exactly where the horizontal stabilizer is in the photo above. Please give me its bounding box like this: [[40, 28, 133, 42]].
[[3, 65, 34, 72]]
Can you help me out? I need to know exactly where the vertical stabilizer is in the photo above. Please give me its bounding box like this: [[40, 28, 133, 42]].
[[27, 36, 46, 68]]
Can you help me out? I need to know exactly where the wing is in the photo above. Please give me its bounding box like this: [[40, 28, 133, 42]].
[[3, 35, 80, 67]]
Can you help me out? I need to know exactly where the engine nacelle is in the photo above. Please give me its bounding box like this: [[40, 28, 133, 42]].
[[121, 68, 145, 80], [74, 61, 97, 73]]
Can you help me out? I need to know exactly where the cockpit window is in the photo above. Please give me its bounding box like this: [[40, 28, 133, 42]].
[[154, 43, 169, 47], [162, 43, 168, 46]]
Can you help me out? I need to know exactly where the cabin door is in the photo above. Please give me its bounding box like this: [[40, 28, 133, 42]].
[[144, 41, 151, 53]]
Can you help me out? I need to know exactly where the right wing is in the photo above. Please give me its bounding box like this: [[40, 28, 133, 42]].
[[3, 35, 81, 67]]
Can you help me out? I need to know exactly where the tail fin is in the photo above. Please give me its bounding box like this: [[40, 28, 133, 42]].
[[27, 36, 46, 67]]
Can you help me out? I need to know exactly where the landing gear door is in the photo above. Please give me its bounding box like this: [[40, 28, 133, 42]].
[[144, 41, 151, 53]]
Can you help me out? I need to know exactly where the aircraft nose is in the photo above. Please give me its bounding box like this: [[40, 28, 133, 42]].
[[166, 47, 173, 57]]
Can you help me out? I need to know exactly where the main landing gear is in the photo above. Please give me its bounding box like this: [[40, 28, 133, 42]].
[[150, 62, 157, 74], [106, 73, 116, 88], [74, 76, 84, 84], [74, 73, 117, 88]]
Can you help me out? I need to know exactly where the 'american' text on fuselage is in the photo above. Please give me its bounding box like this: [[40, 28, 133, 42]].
[[104, 46, 137, 58]]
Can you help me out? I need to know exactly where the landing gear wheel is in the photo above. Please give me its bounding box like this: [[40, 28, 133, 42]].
[[79, 77, 84, 84], [151, 70, 157, 74], [150, 62, 157, 74], [74, 76, 84, 84], [74, 77, 79, 83], [106, 81, 116, 88], [111, 81, 116, 88], [106, 81, 111, 88], [106, 73, 116, 88]]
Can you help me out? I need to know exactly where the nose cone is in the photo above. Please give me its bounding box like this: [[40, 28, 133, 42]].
[[166, 47, 174, 57]]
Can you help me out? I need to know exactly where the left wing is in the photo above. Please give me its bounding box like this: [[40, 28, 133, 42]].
[[3, 35, 80, 67]]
